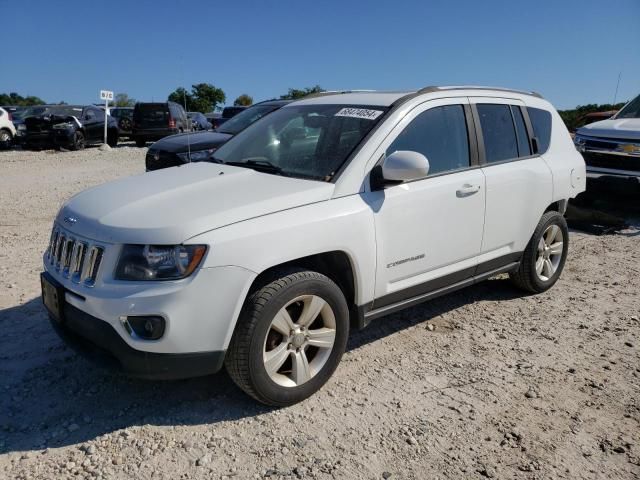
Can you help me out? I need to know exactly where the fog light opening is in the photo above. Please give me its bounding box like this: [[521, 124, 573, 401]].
[[122, 315, 166, 340]]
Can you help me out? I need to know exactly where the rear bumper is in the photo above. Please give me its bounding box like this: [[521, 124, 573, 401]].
[[48, 295, 226, 380]]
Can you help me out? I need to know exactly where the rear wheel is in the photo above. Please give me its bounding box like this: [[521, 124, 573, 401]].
[[225, 269, 349, 406], [510, 211, 569, 293], [0, 129, 12, 149], [71, 131, 85, 151], [135, 137, 146, 147]]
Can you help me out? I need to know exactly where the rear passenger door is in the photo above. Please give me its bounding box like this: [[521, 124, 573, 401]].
[[470, 97, 552, 270]]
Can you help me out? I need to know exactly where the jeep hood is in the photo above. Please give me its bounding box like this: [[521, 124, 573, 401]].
[[57, 163, 334, 244], [577, 118, 640, 140]]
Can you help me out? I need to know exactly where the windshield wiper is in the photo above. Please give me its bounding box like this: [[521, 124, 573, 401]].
[[225, 159, 284, 175]]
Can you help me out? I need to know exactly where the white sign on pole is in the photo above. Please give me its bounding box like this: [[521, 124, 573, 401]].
[[100, 90, 114, 145], [100, 90, 114, 101]]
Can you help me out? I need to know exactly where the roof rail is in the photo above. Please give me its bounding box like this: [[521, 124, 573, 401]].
[[417, 85, 543, 99], [302, 89, 377, 99]]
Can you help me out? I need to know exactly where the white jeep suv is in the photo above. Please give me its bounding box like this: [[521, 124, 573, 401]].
[[42, 87, 585, 406]]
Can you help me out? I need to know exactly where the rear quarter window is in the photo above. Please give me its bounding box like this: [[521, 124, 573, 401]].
[[527, 107, 552, 155]]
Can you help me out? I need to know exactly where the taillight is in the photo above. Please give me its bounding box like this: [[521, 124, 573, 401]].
[[8, 112, 12, 121], [168, 117, 176, 128]]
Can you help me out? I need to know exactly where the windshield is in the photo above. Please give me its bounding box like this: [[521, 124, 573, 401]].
[[616, 94, 640, 119], [217, 105, 279, 135], [213, 104, 388, 181]]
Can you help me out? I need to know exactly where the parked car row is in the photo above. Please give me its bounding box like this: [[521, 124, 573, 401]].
[[0, 101, 247, 150]]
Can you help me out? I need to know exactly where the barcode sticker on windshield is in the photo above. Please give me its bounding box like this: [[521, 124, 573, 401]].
[[334, 108, 383, 120]]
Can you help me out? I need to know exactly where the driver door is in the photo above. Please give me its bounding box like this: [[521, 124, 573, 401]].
[[365, 98, 486, 308]]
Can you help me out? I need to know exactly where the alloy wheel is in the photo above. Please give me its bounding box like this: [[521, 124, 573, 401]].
[[535, 224, 564, 281], [263, 295, 336, 387]]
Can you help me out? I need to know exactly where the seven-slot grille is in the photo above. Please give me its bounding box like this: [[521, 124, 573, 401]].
[[47, 226, 104, 286]]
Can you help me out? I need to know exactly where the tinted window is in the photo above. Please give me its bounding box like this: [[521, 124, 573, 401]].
[[386, 105, 470, 176], [511, 106, 531, 157], [477, 104, 518, 163], [616, 94, 640, 119], [527, 107, 552, 154]]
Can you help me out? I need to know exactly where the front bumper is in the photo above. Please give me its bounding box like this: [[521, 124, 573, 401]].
[[53, 129, 76, 147], [24, 131, 55, 148], [42, 246, 257, 372], [47, 288, 225, 380]]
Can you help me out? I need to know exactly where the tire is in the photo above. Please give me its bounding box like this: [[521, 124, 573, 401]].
[[0, 129, 12, 149], [118, 117, 132, 132], [107, 129, 118, 147], [71, 131, 85, 151], [225, 268, 349, 406], [135, 137, 146, 148], [510, 211, 569, 293]]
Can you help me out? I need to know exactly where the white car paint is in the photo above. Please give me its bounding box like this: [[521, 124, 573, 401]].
[[0, 107, 17, 142], [43, 87, 585, 361]]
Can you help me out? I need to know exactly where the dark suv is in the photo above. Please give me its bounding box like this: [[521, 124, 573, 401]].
[[132, 101, 190, 147], [145, 100, 290, 171]]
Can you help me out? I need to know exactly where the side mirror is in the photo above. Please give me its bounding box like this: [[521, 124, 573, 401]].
[[370, 150, 430, 191], [381, 150, 430, 182]]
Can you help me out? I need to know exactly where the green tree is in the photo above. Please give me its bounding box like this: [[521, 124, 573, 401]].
[[0, 92, 46, 106], [558, 102, 627, 131], [114, 93, 136, 107], [234, 94, 253, 106], [168, 84, 225, 112], [280, 85, 325, 100]]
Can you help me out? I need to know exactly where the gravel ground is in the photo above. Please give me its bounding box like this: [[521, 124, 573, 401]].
[[0, 146, 639, 480]]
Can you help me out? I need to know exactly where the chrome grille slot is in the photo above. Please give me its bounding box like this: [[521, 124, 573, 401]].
[[55, 235, 65, 269], [62, 238, 74, 276], [46, 225, 105, 287], [84, 246, 104, 286], [49, 231, 59, 264], [71, 243, 87, 283]]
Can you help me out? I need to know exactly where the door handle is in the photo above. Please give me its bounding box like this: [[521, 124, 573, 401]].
[[456, 184, 481, 197]]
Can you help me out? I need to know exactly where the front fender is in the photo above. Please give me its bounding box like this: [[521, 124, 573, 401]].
[[188, 195, 377, 307]]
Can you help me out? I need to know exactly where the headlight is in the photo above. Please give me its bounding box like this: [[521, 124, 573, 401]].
[[573, 135, 586, 152], [115, 244, 207, 281], [17, 124, 26, 131], [176, 149, 216, 162], [53, 122, 73, 130]]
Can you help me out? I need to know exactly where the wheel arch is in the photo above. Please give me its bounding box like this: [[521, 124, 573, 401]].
[[245, 250, 359, 329], [545, 199, 568, 215]]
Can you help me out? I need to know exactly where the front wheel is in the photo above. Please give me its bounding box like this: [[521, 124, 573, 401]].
[[510, 211, 569, 293], [225, 269, 349, 406], [71, 131, 85, 151]]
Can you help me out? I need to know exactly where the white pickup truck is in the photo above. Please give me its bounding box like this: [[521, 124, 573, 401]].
[[574, 93, 640, 187], [42, 87, 585, 406]]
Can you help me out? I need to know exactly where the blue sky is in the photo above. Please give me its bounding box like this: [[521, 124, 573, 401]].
[[3, 0, 639, 110]]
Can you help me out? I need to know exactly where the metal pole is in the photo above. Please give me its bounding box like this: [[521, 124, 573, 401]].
[[104, 99, 108, 145]]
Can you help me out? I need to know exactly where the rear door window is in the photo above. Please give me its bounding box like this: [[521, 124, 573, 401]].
[[476, 104, 518, 163], [527, 107, 552, 155], [386, 104, 470, 176]]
